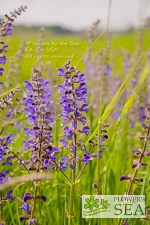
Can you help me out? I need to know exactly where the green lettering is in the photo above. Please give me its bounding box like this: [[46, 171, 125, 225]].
[[114, 204, 122, 215], [124, 204, 132, 215], [133, 204, 144, 215]]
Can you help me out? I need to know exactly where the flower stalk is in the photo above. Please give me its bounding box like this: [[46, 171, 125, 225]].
[[20, 67, 58, 223]]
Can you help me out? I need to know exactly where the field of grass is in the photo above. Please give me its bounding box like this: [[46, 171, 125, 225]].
[[0, 16, 150, 225]]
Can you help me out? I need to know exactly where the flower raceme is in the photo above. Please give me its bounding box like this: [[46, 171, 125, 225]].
[[20, 68, 58, 223], [57, 61, 108, 171], [23, 68, 58, 172], [0, 6, 27, 88], [57, 61, 90, 170]]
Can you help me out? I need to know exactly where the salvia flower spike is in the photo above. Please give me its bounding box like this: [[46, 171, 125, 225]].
[[20, 67, 58, 223], [0, 6, 27, 89], [57, 61, 109, 223]]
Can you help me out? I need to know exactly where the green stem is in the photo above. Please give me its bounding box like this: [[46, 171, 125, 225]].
[[69, 182, 75, 225], [76, 164, 86, 182], [69, 126, 78, 225], [97, 121, 101, 195], [54, 162, 72, 184], [69, 133, 77, 225], [31, 182, 38, 218], [11, 151, 30, 174], [97, 0, 112, 196]]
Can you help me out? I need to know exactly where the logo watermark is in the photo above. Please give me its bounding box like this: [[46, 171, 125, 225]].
[[82, 195, 145, 218]]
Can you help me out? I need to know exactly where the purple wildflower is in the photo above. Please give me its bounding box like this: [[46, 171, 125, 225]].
[[23, 68, 58, 171], [57, 61, 90, 169]]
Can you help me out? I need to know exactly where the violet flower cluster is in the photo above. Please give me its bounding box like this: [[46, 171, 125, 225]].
[[57, 61, 108, 171], [0, 6, 27, 89], [20, 68, 58, 223], [0, 7, 27, 225], [57, 61, 90, 170], [23, 68, 58, 171], [0, 24, 12, 89]]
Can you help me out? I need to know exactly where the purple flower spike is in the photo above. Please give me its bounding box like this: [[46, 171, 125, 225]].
[[23, 69, 58, 172], [57, 61, 92, 169]]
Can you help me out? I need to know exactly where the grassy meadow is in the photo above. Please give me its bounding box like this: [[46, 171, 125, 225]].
[[0, 19, 150, 225]]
